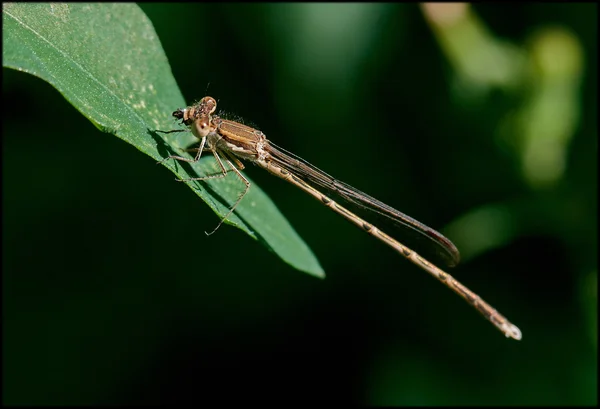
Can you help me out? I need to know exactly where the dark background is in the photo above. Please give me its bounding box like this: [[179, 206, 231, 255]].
[[3, 3, 596, 404]]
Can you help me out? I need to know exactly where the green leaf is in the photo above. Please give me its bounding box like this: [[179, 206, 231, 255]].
[[2, 3, 324, 278]]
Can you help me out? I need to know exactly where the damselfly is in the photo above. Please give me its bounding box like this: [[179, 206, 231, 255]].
[[157, 96, 522, 340]]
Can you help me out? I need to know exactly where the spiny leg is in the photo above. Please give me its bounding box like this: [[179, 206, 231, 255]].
[[156, 128, 193, 165], [156, 135, 208, 166], [164, 146, 250, 235], [205, 157, 251, 236], [175, 147, 232, 183]]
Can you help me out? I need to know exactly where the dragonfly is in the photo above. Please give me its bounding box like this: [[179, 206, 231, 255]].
[[157, 96, 522, 340]]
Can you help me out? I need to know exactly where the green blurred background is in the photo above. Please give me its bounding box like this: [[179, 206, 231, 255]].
[[2, 3, 597, 404]]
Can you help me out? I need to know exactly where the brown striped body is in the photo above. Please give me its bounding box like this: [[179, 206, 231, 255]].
[[159, 96, 522, 341]]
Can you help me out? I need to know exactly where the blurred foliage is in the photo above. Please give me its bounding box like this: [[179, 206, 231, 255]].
[[2, 3, 597, 405]]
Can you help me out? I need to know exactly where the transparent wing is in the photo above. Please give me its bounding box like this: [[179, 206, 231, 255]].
[[267, 141, 460, 268]]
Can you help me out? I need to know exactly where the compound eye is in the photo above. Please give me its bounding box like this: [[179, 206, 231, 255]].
[[200, 96, 217, 115], [194, 117, 211, 138]]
